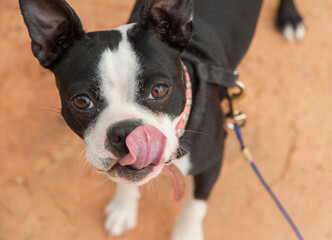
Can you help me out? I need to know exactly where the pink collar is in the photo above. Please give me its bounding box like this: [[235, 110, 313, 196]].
[[163, 62, 192, 201], [176, 62, 192, 138]]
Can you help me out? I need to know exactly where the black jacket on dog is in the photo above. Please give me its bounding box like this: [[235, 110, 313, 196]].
[[129, 0, 262, 199]]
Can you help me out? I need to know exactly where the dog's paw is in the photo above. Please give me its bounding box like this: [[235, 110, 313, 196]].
[[104, 197, 138, 236], [171, 220, 204, 240], [276, 2, 306, 42], [281, 22, 306, 42], [104, 184, 140, 237], [171, 199, 207, 240]]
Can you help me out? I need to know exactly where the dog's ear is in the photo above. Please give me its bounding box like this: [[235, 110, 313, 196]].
[[19, 0, 85, 69], [140, 0, 194, 51]]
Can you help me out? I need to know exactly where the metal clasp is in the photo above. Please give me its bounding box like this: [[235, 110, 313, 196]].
[[225, 80, 247, 130]]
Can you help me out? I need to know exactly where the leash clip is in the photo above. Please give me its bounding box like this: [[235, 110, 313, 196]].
[[225, 80, 247, 130]]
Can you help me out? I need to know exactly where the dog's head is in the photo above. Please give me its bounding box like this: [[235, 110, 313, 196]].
[[19, 0, 194, 184]]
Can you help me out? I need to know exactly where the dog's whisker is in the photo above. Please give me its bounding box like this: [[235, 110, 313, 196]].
[[179, 145, 190, 154], [151, 181, 156, 199], [78, 147, 87, 161], [183, 129, 208, 135], [39, 109, 61, 114], [145, 182, 150, 197], [146, 181, 155, 200], [155, 175, 160, 190], [33, 103, 61, 110], [138, 185, 143, 197], [75, 147, 88, 179], [94, 176, 111, 187], [178, 146, 185, 158], [52, 141, 82, 145], [146, 182, 150, 197], [79, 161, 90, 179]]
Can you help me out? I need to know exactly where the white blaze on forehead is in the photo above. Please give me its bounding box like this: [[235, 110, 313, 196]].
[[85, 23, 142, 169], [98, 23, 140, 106]]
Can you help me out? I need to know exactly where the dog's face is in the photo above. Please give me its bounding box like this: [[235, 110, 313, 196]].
[[56, 24, 187, 184], [20, 0, 194, 184]]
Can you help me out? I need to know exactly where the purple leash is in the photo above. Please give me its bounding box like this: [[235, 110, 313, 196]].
[[225, 80, 304, 240], [233, 123, 304, 240]]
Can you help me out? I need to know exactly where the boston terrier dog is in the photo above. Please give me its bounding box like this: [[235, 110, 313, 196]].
[[19, 0, 305, 239]]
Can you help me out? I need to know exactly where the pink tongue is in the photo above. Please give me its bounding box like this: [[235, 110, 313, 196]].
[[118, 125, 167, 170]]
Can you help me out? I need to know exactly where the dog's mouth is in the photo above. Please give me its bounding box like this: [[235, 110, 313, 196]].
[[118, 125, 167, 170], [106, 158, 185, 201], [107, 162, 162, 184], [94, 124, 185, 199], [104, 125, 168, 184]]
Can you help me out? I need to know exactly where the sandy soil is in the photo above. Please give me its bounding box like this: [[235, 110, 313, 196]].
[[0, 0, 331, 239]]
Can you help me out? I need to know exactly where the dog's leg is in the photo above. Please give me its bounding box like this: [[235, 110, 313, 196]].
[[104, 183, 140, 236], [172, 161, 222, 240], [171, 190, 207, 240], [276, 0, 306, 41]]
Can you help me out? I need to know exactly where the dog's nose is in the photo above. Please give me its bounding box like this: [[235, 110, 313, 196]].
[[105, 119, 143, 158]]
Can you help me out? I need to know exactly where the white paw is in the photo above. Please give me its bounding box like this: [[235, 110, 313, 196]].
[[283, 22, 306, 42], [171, 199, 207, 240], [172, 219, 204, 240], [104, 184, 140, 237]]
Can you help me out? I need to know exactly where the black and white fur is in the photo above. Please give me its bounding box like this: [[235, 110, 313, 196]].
[[19, 0, 305, 239], [277, 0, 306, 42]]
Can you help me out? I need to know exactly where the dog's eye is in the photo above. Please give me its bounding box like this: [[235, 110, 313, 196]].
[[72, 95, 95, 110], [149, 84, 169, 100]]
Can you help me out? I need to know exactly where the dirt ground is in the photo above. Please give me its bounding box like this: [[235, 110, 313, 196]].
[[0, 0, 331, 239]]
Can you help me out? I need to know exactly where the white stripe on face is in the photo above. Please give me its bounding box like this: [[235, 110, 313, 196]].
[[98, 24, 140, 107], [84, 24, 180, 178]]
